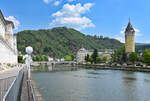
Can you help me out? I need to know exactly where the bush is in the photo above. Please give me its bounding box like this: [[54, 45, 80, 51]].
[[102, 56, 108, 63], [7, 63, 11, 67], [64, 55, 72, 61], [142, 49, 150, 66], [129, 52, 138, 64], [18, 56, 25, 63], [89, 57, 93, 64], [33, 55, 49, 61], [96, 57, 102, 63]]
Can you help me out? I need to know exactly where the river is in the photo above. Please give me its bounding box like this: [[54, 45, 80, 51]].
[[32, 68, 150, 101]]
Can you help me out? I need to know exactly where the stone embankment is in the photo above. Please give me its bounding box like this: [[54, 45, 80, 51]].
[[78, 64, 150, 72], [20, 68, 44, 101]]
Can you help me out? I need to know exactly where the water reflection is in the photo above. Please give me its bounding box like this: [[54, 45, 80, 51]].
[[32, 69, 150, 101]]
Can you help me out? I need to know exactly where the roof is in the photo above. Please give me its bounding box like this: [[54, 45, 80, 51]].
[[79, 48, 86, 51], [0, 10, 15, 29], [125, 20, 135, 34]]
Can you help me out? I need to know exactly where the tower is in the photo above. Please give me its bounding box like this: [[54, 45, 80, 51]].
[[125, 20, 135, 53]]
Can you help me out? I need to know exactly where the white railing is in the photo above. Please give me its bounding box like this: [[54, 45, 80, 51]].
[[3, 68, 24, 101]]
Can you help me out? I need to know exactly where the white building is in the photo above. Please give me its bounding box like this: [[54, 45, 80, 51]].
[[76, 48, 113, 63], [0, 10, 18, 64], [48, 57, 54, 62]]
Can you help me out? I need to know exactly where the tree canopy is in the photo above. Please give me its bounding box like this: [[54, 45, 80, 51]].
[[17, 27, 122, 58], [142, 49, 150, 66], [129, 52, 138, 64]]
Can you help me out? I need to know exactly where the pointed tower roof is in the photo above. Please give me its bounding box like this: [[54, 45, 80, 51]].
[[125, 20, 135, 34]]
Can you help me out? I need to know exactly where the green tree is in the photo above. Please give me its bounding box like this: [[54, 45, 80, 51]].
[[43, 56, 48, 61], [142, 49, 150, 66], [102, 56, 108, 63], [33, 56, 37, 61], [36, 55, 42, 61], [89, 57, 93, 64], [18, 56, 25, 63], [71, 55, 75, 61], [129, 52, 138, 64], [17, 27, 122, 58], [64, 55, 72, 61], [91, 49, 98, 64], [85, 54, 90, 62], [112, 45, 126, 64], [96, 57, 102, 63], [33, 55, 49, 61]]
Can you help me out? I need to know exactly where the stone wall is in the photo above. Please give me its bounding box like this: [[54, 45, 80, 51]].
[[125, 34, 135, 52]]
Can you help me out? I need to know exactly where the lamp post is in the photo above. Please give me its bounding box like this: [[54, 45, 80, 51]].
[[25, 46, 33, 81]]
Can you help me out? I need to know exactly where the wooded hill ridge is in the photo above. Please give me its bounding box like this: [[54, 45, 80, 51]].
[[16, 27, 125, 58]]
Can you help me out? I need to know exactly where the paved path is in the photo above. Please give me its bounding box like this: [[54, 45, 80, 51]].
[[0, 66, 22, 101], [20, 68, 32, 101], [0, 66, 21, 79]]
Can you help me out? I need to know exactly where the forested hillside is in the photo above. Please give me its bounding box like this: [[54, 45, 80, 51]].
[[136, 43, 150, 51], [17, 27, 122, 58]]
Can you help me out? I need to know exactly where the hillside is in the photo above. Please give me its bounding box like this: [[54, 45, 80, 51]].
[[135, 43, 150, 51], [17, 27, 122, 58]]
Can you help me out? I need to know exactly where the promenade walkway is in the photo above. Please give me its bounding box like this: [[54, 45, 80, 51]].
[[0, 66, 22, 101]]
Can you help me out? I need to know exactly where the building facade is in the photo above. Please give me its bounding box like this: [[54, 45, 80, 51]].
[[76, 48, 113, 63], [125, 20, 135, 53], [0, 10, 18, 64]]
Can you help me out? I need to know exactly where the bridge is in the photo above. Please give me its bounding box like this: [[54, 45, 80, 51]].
[[32, 61, 77, 65], [31, 61, 78, 72]]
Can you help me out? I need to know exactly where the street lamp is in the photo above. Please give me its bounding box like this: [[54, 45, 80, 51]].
[[25, 46, 33, 81]]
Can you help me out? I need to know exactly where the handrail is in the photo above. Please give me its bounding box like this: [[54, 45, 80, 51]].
[[3, 68, 24, 101]]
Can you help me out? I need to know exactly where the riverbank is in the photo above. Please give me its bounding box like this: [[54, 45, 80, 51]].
[[78, 64, 150, 72], [20, 68, 44, 101]]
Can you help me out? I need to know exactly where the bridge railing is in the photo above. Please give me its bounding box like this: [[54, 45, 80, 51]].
[[3, 68, 24, 101]]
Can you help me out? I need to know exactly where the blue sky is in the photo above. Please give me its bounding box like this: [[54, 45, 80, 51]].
[[1, 0, 150, 43]]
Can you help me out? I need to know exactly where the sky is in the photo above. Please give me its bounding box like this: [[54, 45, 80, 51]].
[[1, 0, 150, 43]]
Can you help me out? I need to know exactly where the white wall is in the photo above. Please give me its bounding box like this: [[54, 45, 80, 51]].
[[7, 34, 15, 50], [0, 40, 17, 64], [0, 19, 5, 38], [6, 24, 13, 34]]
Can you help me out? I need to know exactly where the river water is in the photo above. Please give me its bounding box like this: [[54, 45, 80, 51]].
[[32, 68, 150, 101]]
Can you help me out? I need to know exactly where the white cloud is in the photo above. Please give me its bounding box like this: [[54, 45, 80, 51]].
[[67, 0, 75, 2], [145, 40, 150, 43], [43, 0, 51, 4], [134, 28, 140, 33], [120, 27, 142, 37], [54, 1, 61, 6], [43, 0, 74, 4], [50, 3, 95, 30], [135, 33, 142, 37], [5, 16, 20, 30], [115, 26, 142, 43], [114, 35, 125, 43], [120, 26, 126, 34]]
